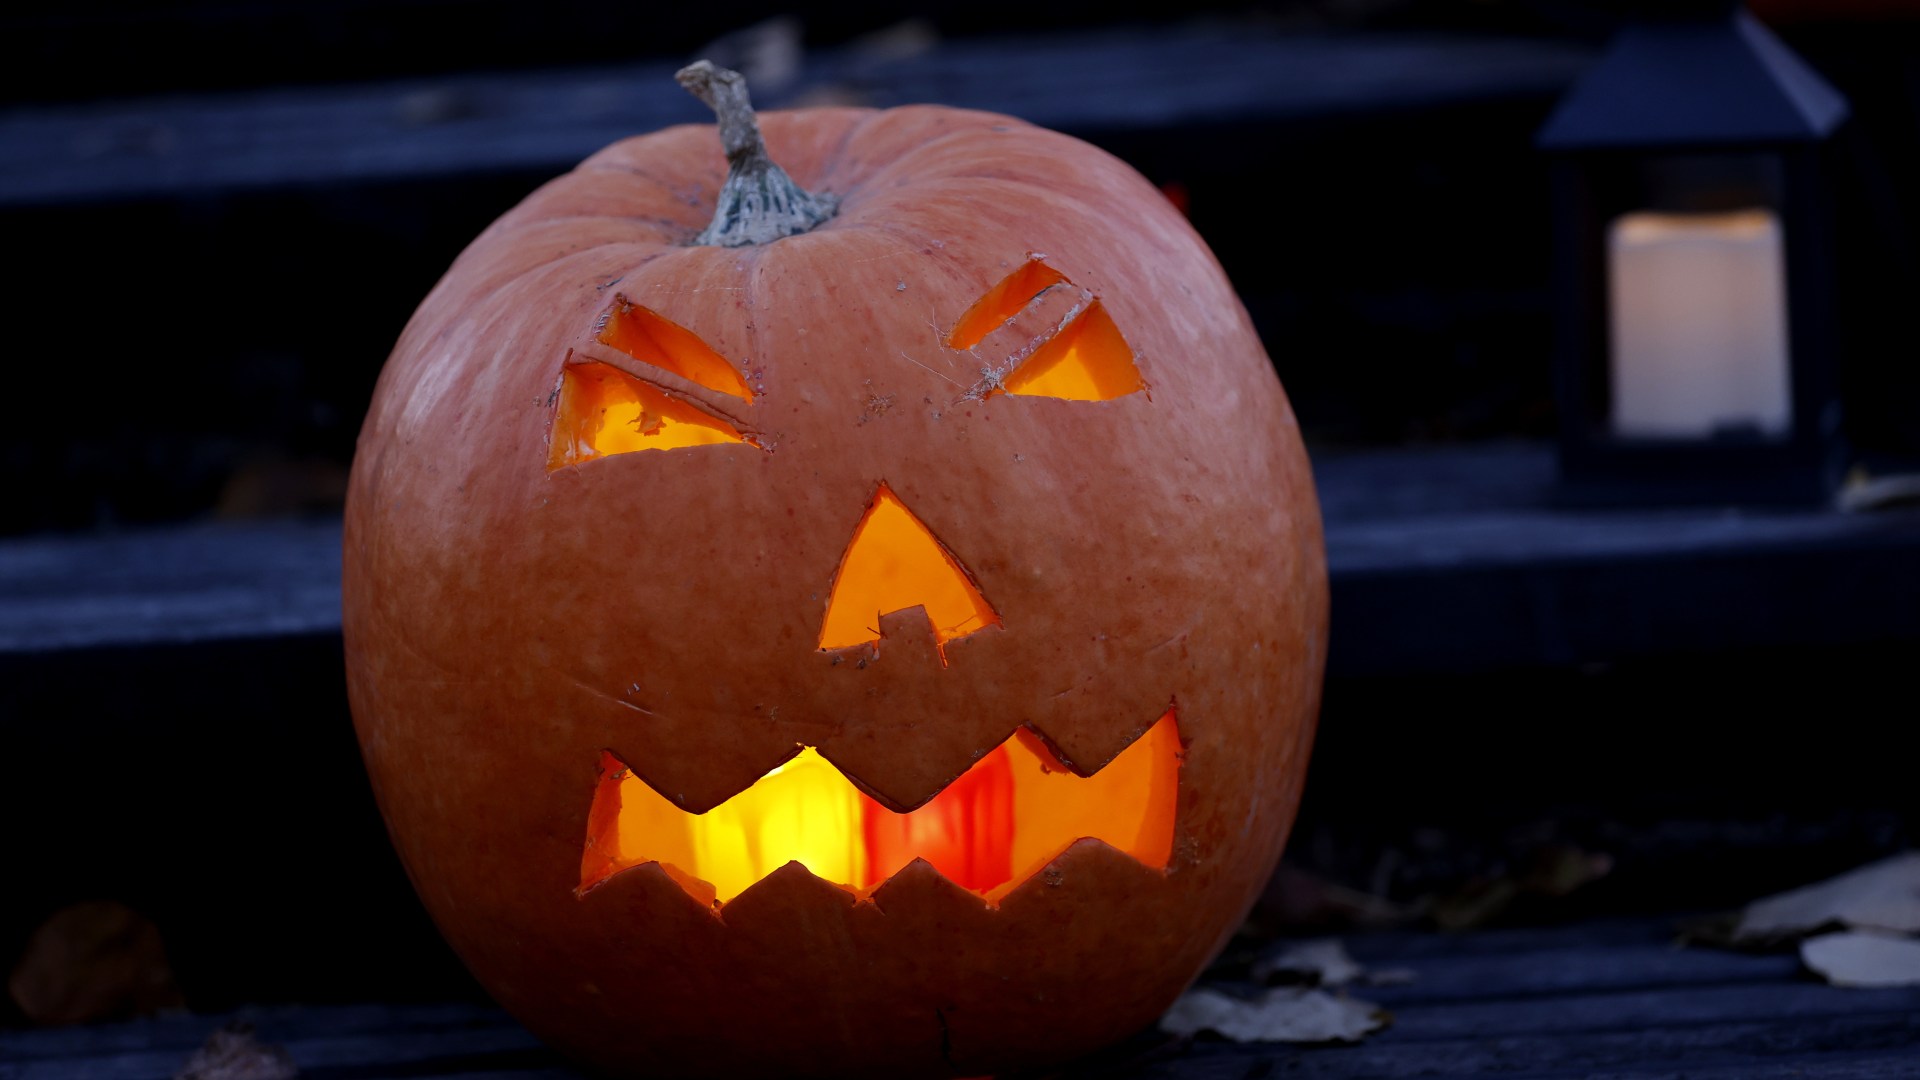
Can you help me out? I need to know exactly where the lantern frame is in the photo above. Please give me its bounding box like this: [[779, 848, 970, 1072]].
[[1539, 5, 1850, 506]]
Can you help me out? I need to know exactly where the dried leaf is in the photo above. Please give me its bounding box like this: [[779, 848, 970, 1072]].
[[1800, 931, 1920, 988], [1161, 987, 1389, 1044], [1736, 852, 1920, 944], [1253, 863, 1422, 932], [175, 1022, 298, 1080], [1674, 909, 1744, 949], [7, 901, 183, 1026], [1251, 938, 1416, 989], [1431, 845, 1613, 931], [1253, 939, 1366, 986]]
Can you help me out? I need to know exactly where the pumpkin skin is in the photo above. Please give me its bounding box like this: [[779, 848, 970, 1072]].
[[344, 103, 1326, 1079]]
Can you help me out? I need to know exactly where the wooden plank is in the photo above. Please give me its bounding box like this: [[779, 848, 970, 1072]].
[[1316, 444, 1920, 674], [0, 29, 1590, 208], [1339, 914, 1682, 959], [1119, 1033, 1920, 1080], [0, 1003, 513, 1062], [1353, 943, 1804, 1006], [1315, 442, 1920, 571], [1588, 1057, 1920, 1080], [1383, 982, 1920, 1041], [5, 920, 1918, 1079], [0, 519, 341, 653], [29, 1011, 1920, 1080], [3, 1035, 558, 1080], [6, 445, 1920, 674], [0, 1007, 564, 1080]]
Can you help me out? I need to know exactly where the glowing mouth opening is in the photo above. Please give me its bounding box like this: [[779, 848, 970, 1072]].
[[580, 709, 1181, 906]]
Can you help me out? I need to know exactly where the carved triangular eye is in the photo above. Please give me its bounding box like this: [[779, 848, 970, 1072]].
[[1002, 300, 1141, 401], [949, 258, 1144, 402], [818, 483, 1000, 657], [597, 298, 752, 402], [547, 361, 751, 469], [946, 260, 1069, 351]]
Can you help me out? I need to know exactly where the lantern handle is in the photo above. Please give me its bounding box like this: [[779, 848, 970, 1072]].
[[676, 60, 838, 247]]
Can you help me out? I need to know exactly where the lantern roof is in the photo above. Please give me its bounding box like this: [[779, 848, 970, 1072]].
[[1538, 10, 1848, 151]]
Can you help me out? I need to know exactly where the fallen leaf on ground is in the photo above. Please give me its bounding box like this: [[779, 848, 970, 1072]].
[[8, 901, 183, 1026], [1736, 852, 1920, 944], [1432, 844, 1613, 931], [1800, 930, 1920, 988], [1253, 864, 1423, 932], [1161, 987, 1389, 1043], [1254, 939, 1364, 986], [175, 1022, 298, 1080], [1251, 938, 1413, 987]]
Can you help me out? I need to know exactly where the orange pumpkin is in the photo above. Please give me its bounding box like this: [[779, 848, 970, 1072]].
[[344, 63, 1325, 1078]]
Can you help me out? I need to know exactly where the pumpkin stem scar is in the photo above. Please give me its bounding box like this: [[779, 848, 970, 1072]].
[[676, 60, 838, 247]]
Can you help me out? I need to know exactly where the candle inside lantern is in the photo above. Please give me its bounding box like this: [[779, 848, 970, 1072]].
[[1607, 208, 1791, 439]]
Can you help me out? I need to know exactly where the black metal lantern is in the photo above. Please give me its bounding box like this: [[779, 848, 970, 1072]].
[[1538, 3, 1850, 505]]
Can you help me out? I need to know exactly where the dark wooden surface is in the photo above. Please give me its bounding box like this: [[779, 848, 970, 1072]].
[[0, 27, 1590, 208], [3, 917, 1916, 1078], [0, 23, 1604, 537], [7, 442, 1920, 675]]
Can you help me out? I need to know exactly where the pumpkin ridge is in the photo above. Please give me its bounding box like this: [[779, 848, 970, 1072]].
[[488, 210, 693, 240], [412, 242, 672, 360], [573, 157, 682, 188], [494, 158, 716, 238], [867, 171, 1138, 227], [835, 120, 1029, 202], [808, 105, 887, 193], [829, 174, 1148, 305], [839, 217, 1017, 369], [722, 223, 776, 406]]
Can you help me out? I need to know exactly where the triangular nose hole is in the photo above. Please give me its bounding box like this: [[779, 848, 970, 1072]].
[[818, 484, 1000, 654]]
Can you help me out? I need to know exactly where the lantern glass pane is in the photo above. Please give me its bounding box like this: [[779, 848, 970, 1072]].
[[1606, 208, 1792, 439]]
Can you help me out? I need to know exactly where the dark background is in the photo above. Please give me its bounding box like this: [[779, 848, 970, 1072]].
[[3, 0, 1917, 1019]]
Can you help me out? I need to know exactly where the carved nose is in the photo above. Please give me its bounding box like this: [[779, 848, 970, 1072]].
[[817, 483, 1000, 656]]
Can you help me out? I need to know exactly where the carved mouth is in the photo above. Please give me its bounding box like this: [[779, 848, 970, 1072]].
[[579, 709, 1181, 907]]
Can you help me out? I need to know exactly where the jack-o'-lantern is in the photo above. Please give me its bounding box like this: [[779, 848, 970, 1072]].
[[344, 62, 1325, 1079]]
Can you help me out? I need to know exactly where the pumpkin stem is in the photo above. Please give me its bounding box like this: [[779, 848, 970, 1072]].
[[676, 60, 837, 247]]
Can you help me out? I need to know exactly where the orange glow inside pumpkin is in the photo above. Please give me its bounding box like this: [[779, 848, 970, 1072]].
[[597, 300, 753, 400], [947, 259, 1070, 350], [547, 362, 750, 469], [817, 484, 1000, 657], [1002, 300, 1143, 401], [581, 709, 1181, 904]]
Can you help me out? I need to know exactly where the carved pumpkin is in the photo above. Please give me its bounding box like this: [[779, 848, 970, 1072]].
[[344, 63, 1325, 1079]]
